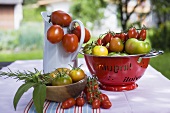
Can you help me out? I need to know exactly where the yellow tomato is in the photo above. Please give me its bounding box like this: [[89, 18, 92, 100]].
[[92, 46, 108, 56]]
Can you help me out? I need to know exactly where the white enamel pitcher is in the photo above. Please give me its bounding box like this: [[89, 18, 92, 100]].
[[41, 12, 85, 73]]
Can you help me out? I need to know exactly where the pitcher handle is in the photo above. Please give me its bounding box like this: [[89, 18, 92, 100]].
[[69, 20, 85, 61]]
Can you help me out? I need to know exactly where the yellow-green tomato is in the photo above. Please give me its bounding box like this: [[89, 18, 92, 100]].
[[92, 46, 108, 56], [125, 38, 151, 54], [69, 69, 85, 83], [51, 74, 72, 86]]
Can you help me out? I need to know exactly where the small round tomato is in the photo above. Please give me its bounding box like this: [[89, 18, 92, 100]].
[[62, 98, 76, 109], [128, 27, 138, 38], [92, 98, 101, 109], [69, 68, 85, 83], [109, 37, 124, 52], [99, 93, 109, 102], [51, 74, 72, 86], [119, 32, 126, 42], [76, 97, 85, 106], [86, 92, 94, 104], [102, 33, 113, 46], [72, 26, 91, 43], [62, 34, 79, 53], [138, 29, 146, 41], [47, 25, 64, 44], [92, 46, 108, 56], [101, 100, 112, 109], [51, 10, 72, 27]]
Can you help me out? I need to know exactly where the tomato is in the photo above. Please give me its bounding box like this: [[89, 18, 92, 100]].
[[102, 33, 113, 46], [128, 27, 138, 38], [92, 45, 108, 56], [72, 26, 91, 43], [119, 32, 126, 42], [101, 100, 112, 109], [51, 74, 72, 86], [108, 52, 128, 56], [109, 37, 124, 52], [49, 68, 70, 78], [138, 29, 146, 41], [113, 33, 120, 38], [86, 92, 95, 103], [69, 68, 85, 83], [92, 98, 101, 109], [125, 38, 151, 54], [96, 38, 103, 45], [76, 97, 85, 106], [47, 25, 64, 44], [99, 93, 109, 102], [62, 98, 76, 109], [62, 34, 79, 53], [51, 10, 72, 27]]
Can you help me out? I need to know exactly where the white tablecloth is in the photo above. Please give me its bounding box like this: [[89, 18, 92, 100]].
[[0, 58, 170, 113]]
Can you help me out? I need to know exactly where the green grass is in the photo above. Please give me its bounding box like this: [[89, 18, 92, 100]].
[[149, 51, 170, 79]]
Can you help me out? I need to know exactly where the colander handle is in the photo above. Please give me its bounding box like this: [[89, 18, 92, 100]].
[[140, 50, 164, 58]]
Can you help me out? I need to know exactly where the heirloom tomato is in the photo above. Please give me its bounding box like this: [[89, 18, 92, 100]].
[[72, 26, 91, 43], [125, 38, 151, 54], [47, 25, 64, 44], [49, 68, 70, 78], [51, 10, 72, 27], [92, 46, 108, 56], [62, 98, 76, 109], [51, 74, 72, 86], [62, 34, 79, 53], [69, 68, 85, 83], [109, 37, 124, 52]]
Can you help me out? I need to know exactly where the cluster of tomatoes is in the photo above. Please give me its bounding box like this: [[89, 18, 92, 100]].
[[47, 10, 91, 53], [83, 26, 151, 56], [49, 66, 85, 86], [61, 76, 112, 109]]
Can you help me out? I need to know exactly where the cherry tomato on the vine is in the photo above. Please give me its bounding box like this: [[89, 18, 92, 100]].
[[62, 34, 79, 53], [128, 27, 138, 38], [99, 93, 109, 102], [47, 25, 64, 44], [138, 29, 146, 41], [51, 10, 72, 27], [76, 97, 85, 106], [101, 100, 112, 109], [102, 33, 113, 46], [119, 32, 126, 42], [62, 98, 76, 109], [92, 98, 101, 109]]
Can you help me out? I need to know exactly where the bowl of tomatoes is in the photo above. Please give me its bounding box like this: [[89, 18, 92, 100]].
[[82, 27, 163, 91], [46, 67, 87, 102]]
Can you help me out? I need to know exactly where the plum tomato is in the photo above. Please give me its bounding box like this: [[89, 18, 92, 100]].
[[92, 98, 101, 109], [101, 100, 112, 109], [51, 10, 72, 27], [51, 74, 72, 86], [109, 37, 124, 52], [76, 97, 85, 106], [69, 68, 85, 83], [128, 27, 138, 38], [47, 25, 64, 44], [92, 45, 108, 56], [138, 29, 146, 41], [62, 98, 76, 109], [99, 93, 109, 102], [62, 34, 79, 53], [102, 33, 113, 46], [72, 26, 91, 43], [119, 32, 126, 42]]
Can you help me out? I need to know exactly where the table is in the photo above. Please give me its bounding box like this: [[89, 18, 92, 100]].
[[0, 58, 170, 113]]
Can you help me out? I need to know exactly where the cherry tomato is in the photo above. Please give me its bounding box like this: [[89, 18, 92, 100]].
[[96, 38, 103, 45], [62, 34, 79, 53], [72, 26, 91, 43], [109, 37, 124, 52], [99, 93, 109, 102], [101, 100, 112, 109], [92, 45, 108, 56], [86, 92, 94, 103], [69, 68, 85, 83], [51, 10, 72, 27], [51, 74, 72, 86], [102, 33, 113, 46], [128, 27, 138, 38], [76, 97, 85, 106], [92, 98, 101, 109], [119, 32, 126, 42], [62, 98, 76, 109], [47, 25, 64, 44], [138, 29, 146, 41], [113, 33, 120, 38]]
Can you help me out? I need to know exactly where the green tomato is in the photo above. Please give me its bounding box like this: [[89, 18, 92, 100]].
[[125, 38, 151, 55], [52, 74, 72, 86], [108, 52, 121, 56]]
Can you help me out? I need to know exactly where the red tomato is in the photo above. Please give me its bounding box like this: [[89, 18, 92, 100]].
[[51, 10, 72, 27], [102, 33, 113, 46], [99, 93, 109, 102], [119, 33, 126, 42], [128, 27, 138, 38], [92, 98, 101, 109], [62, 34, 79, 53], [62, 98, 76, 109], [72, 26, 91, 43], [101, 100, 112, 109], [138, 29, 146, 41], [113, 33, 120, 38], [86, 92, 94, 104], [96, 38, 103, 45], [47, 25, 64, 44], [76, 97, 85, 106]]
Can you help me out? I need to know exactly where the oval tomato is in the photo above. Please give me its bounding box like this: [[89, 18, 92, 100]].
[[101, 100, 112, 109], [102, 33, 113, 46], [92, 45, 108, 56], [99, 93, 109, 102], [51, 10, 72, 27], [92, 98, 101, 109], [109, 37, 124, 52], [62, 34, 79, 53], [119, 32, 126, 42], [62, 98, 76, 109], [138, 29, 146, 41], [47, 25, 64, 44], [76, 97, 85, 106], [69, 68, 85, 83], [128, 27, 138, 38], [72, 26, 91, 43]]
